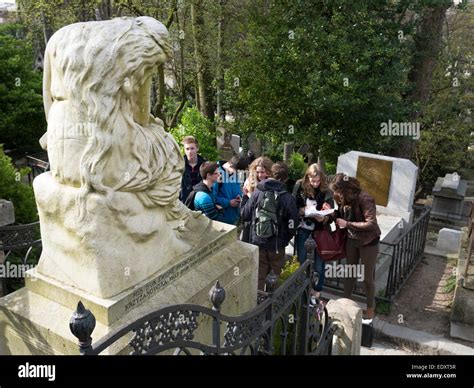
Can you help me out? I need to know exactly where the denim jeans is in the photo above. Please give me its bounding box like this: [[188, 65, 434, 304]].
[[295, 228, 325, 292]]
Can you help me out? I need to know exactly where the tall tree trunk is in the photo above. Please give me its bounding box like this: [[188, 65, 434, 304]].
[[194, 77, 201, 112], [79, 0, 88, 22], [191, 0, 214, 121], [394, 2, 450, 159], [317, 155, 326, 174], [216, 0, 225, 121], [410, 3, 451, 106], [95, 0, 113, 20], [40, 10, 53, 46]]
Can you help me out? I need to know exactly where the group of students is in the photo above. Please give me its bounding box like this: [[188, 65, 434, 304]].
[[179, 136, 381, 320]]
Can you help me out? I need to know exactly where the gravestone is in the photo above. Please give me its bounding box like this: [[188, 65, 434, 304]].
[[436, 228, 462, 255], [231, 134, 240, 155], [0, 200, 15, 227], [247, 132, 262, 158], [337, 151, 418, 225], [216, 127, 235, 161], [0, 17, 258, 355], [336, 151, 418, 295], [431, 173, 469, 222]]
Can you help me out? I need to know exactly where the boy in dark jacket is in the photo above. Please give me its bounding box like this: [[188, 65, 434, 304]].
[[240, 162, 299, 290], [179, 136, 206, 203]]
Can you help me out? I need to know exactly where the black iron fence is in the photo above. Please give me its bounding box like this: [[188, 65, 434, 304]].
[[324, 205, 431, 304], [70, 239, 337, 355], [381, 206, 431, 302], [26, 153, 49, 184], [0, 221, 42, 295]]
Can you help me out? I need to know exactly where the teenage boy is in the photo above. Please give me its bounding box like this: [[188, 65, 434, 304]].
[[180, 136, 206, 203], [192, 162, 225, 222], [214, 155, 251, 225]]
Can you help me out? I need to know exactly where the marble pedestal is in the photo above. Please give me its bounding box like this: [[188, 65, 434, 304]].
[[0, 226, 258, 354]]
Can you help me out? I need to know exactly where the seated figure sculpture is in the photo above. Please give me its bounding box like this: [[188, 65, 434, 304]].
[[34, 17, 211, 299]]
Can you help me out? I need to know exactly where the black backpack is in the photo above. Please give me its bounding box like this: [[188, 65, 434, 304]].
[[184, 190, 198, 210], [184, 184, 212, 211]]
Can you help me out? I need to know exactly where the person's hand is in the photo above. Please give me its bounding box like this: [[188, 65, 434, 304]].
[[216, 204, 223, 211], [336, 218, 348, 228], [230, 196, 241, 207], [322, 202, 332, 210]]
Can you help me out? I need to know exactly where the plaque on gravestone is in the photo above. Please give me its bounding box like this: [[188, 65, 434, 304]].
[[356, 156, 392, 207]]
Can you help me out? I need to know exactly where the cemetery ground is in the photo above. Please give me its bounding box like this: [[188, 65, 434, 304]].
[[362, 238, 473, 355], [375, 247, 459, 346]]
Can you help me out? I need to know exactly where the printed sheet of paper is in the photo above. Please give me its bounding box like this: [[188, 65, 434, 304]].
[[304, 207, 335, 217]]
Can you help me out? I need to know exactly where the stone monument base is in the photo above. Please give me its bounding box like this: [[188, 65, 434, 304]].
[[0, 226, 258, 355]]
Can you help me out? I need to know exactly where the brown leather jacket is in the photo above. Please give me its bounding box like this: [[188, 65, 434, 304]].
[[338, 191, 381, 246]]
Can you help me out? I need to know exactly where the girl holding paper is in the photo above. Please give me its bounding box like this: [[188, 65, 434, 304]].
[[329, 173, 381, 320], [292, 164, 334, 303]]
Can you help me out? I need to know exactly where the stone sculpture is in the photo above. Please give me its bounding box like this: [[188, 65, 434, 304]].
[[34, 17, 210, 299]]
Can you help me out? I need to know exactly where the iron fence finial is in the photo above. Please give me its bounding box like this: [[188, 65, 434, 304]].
[[209, 280, 226, 311], [304, 235, 316, 262], [265, 270, 278, 293], [70, 301, 96, 355]]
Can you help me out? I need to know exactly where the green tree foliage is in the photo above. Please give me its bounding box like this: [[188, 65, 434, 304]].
[[13, 0, 469, 197], [227, 0, 417, 164], [0, 23, 45, 152], [0, 145, 38, 224], [415, 3, 473, 194], [287, 152, 307, 192]]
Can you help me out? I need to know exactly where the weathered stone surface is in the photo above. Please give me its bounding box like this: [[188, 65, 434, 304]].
[[449, 241, 474, 343], [431, 174, 468, 221], [34, 172, 211, 299], [326, 298, 362, 355], [436, 228, 462, 255], [433, 173, 467, 199], [0, 237, 259, 354], [26, 223, 239, 325], [0, 200, 14, 227]]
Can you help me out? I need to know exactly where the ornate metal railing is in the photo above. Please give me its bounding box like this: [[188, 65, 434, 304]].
[[323, 205, 431, 303], [381, 206, 431, 301], [70, 239, 337, 355], [0, 221, 42, 295]]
